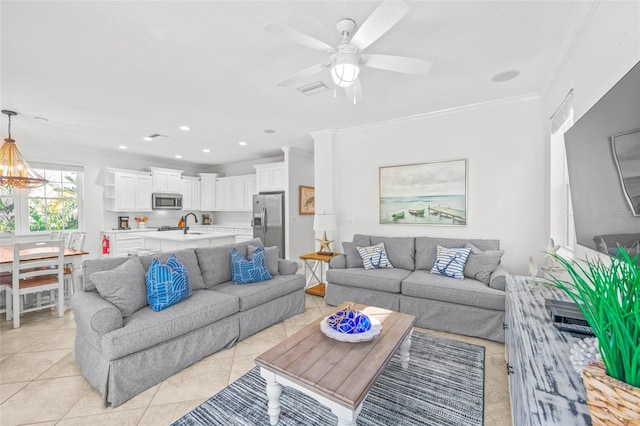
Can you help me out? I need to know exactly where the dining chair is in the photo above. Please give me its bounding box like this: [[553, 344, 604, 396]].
[[64, 232, 87, 295], [49, 231, 62, 241], [6, 240, 65, 328]]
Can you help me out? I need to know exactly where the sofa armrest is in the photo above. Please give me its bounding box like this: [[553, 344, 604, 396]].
[[489, 264, 509, 291], [278, 259, 299, 275], [71, 291, 124, 336], [329, 254, 346, 269]]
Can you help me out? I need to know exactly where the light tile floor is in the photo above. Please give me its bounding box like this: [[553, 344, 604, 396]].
[[0, 294, 512, 425]]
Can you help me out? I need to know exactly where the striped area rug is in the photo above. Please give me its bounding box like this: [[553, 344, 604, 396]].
[[173, 331, 485, 426]]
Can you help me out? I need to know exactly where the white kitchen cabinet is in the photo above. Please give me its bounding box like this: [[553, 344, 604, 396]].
[[214, 174, 255, 211], [102, 230, 152, 257], [148, 167, 183, 193], [199, 173, 219, 211], [104, 168, 153, 212], [181, 176, 202, 211], [245, 175, 256, 209], [254, 162, 285, 192]]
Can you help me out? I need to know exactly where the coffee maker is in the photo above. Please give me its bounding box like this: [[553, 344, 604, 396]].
[[118, 216, 130, 230], [202, 214, 212, 225]]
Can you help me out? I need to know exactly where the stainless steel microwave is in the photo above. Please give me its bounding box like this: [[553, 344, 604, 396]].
[[152, 193, 183, 210]]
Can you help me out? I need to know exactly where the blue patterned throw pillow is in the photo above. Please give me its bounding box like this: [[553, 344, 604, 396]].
[[430, 245, 471, 280], [145, 253, 191, 312], [231, 246, 272, 284], [356, 242, 394, 270]]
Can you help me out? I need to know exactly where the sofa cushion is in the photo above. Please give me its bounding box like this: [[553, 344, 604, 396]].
[[196, 238, 264, 288], [139, 249, 205, 290], [356, 242, 393, 269], [83, 257, 130, 292], [100, 289, 240, 360], [369, 236, 416, 271], [326, 268, 412, 294], [402, 270, 505, 311], [416, 237, 500, 271], [430, 246, 471, 280], [145, 254, 192, 312], [464, 243, 505, 285], [249, 245, 279, 276], [90, 256, 148, 317], [231, 247, 272, 284], [211, 274, 304, 311], [343, 234, 372, 268]]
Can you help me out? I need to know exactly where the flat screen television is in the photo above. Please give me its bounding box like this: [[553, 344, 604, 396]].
[[564, 60, 640, 257]]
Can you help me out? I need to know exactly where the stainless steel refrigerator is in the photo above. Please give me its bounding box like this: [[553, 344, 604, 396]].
[[252, 191, 285, 258]]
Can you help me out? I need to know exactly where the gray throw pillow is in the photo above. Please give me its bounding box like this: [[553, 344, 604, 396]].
[[90, 256, 148, 317], [248, 245, 279, 276], [342, 242, 364, 268], [464, 242, 505, 285]]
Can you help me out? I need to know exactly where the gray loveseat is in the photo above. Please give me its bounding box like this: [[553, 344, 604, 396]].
[[326, 234, 508, 342], [71, 238, 304, 407]]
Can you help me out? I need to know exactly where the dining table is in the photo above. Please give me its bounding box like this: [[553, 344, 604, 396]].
[[0, 244, 90, 291]]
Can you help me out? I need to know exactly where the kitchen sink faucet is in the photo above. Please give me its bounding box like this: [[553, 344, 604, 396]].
[[182, 213, 198, 234]]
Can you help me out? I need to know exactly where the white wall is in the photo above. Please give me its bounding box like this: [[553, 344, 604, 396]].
[[543, 0, 640, 259], [331, 95, 545, 275]]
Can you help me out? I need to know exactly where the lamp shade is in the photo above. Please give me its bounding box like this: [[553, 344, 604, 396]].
[[313, 214, 336, 232], [330, 54, 360, 88]]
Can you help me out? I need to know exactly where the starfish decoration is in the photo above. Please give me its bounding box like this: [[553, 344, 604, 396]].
[[316, 231, 333, 254]]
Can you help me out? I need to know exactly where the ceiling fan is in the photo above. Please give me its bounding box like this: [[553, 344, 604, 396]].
[[263, 1, 433, 103]]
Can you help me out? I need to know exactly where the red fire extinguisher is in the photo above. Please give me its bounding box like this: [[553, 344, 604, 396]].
[[102, 235, 110, 255]]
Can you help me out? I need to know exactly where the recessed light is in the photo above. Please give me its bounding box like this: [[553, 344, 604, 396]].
[[492, 70, 520, 83], [203, 149, 211, 153], [179, 125, 190, 131], [238, 141, 247, 146], [143, 136, 153, 141], [118, 145, 127, 150], [175, 155, 182, 159], [264, 129, 276, 134]]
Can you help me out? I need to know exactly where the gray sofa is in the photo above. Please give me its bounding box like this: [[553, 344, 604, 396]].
[[326, 235, 508, 342], [71, 238, 304, 407]]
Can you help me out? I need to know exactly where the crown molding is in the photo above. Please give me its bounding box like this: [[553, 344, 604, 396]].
[[335, 93, 540, 136]]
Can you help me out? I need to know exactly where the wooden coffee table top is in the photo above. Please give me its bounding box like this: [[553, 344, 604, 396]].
[[255, 302, 416, 410]]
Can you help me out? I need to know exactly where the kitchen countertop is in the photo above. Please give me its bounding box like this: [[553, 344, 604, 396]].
[[142, 230, 236, 242], [101, 228, 159, 233]]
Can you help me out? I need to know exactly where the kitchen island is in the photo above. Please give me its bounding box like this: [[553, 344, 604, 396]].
[[142, 230, 236, 252]]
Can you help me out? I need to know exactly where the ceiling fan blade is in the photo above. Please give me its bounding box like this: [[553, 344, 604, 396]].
[[349, 1, 410, 51], [263, 22, 336, 53], [344, 79, 363, 104], [276, 61, 332, 87], [361, 54, 433, 75]]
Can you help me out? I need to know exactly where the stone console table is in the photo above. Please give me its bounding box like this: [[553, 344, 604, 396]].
[[505, 276, 591, 425]]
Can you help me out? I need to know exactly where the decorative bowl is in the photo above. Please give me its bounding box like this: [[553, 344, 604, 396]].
[[320, 304, 382, 342]]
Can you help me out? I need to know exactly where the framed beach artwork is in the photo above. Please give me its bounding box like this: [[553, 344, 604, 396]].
[[379, 159, 467, 225], [299, 185, 315, 215]]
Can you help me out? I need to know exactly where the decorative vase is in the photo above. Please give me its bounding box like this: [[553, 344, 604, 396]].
[[138, 222, 146, 229], [582, 361, 640, 425]]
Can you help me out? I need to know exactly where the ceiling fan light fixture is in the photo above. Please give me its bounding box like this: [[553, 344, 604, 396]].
[[0, 110, 48, 189], [331, 53, 360, 88]]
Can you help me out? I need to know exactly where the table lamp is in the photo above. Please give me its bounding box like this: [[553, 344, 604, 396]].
[[313, 213, 336, 255]]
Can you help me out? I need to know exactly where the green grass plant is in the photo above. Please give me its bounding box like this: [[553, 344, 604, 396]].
[[546, 247, 640, 387]]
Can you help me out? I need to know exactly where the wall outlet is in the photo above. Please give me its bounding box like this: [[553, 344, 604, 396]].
[[347, 219, 353, 225], [291, 217, 297, 223]]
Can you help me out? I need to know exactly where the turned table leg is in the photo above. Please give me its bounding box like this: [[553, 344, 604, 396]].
[[399, 328, 413, 369], [260, 368, 282, 425]]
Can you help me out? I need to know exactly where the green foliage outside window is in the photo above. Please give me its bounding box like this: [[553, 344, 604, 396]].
[[0, 168, 80, 233]]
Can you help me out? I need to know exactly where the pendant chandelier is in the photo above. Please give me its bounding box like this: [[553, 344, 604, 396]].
[[0, 110, 47, 189]]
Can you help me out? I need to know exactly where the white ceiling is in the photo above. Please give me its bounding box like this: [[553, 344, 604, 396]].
[[1, 1, 580, 166]]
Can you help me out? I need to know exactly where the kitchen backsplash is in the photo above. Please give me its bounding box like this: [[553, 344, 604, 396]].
[[103, 210, 252, 230]]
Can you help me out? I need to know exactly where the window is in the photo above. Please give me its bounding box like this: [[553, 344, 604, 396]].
[[0, 186, 15, 233], [0, 163, 83, 235]]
